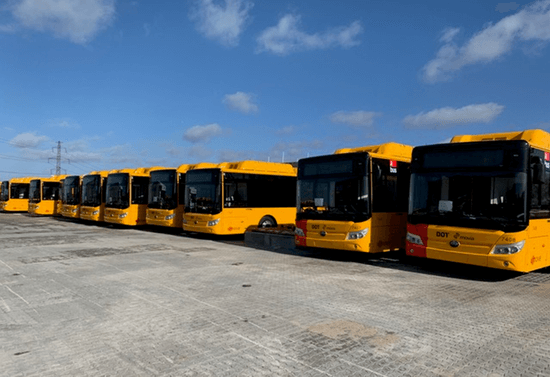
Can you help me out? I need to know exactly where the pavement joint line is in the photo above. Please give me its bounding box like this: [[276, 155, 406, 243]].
[[230, 331, 333, 376], [0, 293, 11, 312], [2, 284, 39, 314], [0, 258, 14, 270], [340, 358, 389, 377]]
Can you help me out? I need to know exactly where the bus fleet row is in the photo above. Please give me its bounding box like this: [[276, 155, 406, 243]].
[[2, 129, 550, 273]]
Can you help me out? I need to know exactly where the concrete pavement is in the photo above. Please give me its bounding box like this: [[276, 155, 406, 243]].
[[1, 213, 550, 376]]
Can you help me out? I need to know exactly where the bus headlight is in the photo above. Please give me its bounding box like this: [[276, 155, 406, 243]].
[[165, 214, 175, 220], [92, 210, 99, 215], [119, 212, 128, 219], [207, 218, 220, 227], [182, 218, 188, 224], [491, 240, 525, 255], [347, 228, 368, 240], [295, 227, 305, 237], [406, 232, 423, 246], [72, 208, 78, 213]]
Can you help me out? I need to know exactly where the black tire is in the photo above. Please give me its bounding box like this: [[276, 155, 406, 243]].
[[259, 216, 276, 228]]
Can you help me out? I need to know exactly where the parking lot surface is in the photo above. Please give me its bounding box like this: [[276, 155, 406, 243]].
[[2, 213, 550, 376]]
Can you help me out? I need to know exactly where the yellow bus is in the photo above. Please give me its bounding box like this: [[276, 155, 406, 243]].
[[60, 175, 83, 218], [56, 178, 64, 216], [28, 175, 67, 216], [80, 171, 110, 222], [295, 142, 413, 253], [146, 163, 216, 228], [183, 160, 297, 235], [104, 167, 165, 226], [0, 177, 33, 212], [406, 129, 550, 273], [0, 180, 9, 211]]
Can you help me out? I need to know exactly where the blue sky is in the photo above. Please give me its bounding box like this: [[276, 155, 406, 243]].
[[1, 0, 549, 180]]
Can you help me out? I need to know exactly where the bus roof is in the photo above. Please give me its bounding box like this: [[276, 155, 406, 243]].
[[108, 167, 168, 177], [34, 174, 68, 183], [334, 142, 413, 162], [83, 171, 110, 178], [214, 160, 297, 176], [9, 177, 34, 184], [451, 129, 550, 150]]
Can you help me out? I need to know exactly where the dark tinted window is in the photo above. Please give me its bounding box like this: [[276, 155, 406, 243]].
[[132, 176, 149, 205], [224, 173, 296, 208], [530, 149, 550, 219], [372, 159, 409, 213]]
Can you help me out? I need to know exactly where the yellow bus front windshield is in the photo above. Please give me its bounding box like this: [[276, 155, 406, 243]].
[[149, 169, 178, 210], [62, 176, 81, 206], [10, 183, 29, 200], [106, 173, 130, 209], [408, 140, 529, 233], [29, 180, 41, 203], [184, 169, 222, 215], [297, 153, 371, 222], [0, 181, 8, 201], [82, 174, 103, 208]]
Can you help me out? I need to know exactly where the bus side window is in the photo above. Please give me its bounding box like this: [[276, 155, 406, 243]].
[[372, 159, 409, 213], [530, 151, 550, 219], [132, 176, 149, 205]]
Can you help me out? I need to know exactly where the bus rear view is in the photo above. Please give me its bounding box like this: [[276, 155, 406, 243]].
[[407, 129, 550, 272], [295, 143, 412, 253]]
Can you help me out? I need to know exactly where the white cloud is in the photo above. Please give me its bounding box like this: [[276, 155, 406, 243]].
[[403, 103, 505, 129], [440, 27, 460, 43], [217, 149, 253, 162], [3, 0, 115, 44], [9, 132, 49, 148], [47, 119, 81, 129], [187, 144, 214, 159], [423, 0, 550, 83], [256, 14, 363, 55], [264, 140, 324, 162], [275, 126, 296, 136], [496, 2, 520, 13], [183, 123, 224, 143], [190, 0, 253, 47], [329, 111, 382, 127], [222, 92, 258, 114], [0, 23, 17, 33]]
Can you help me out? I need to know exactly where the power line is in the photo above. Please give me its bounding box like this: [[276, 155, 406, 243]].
[[0, 153, 50, 163], [0, 170, 46, 176]]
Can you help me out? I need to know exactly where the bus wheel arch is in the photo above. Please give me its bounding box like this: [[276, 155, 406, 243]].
[[259, 215, 277, 228]]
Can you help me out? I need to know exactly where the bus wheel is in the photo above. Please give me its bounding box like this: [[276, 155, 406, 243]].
[[259, 216, 276, 228]]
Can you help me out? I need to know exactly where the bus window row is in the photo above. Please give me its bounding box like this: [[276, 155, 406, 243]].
[[2, 129, 550, 273]]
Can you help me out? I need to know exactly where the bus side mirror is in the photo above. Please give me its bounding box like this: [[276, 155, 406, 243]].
[[531, 156, 546, 184]]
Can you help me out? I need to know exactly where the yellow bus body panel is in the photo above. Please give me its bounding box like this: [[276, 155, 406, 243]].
[[421, 224, 550, 273], [104, 205, 147, 226], [2, 198, 29, 212], [299, 212, 406, 253], [80, 204, 105, 222], [29, 200, 58, 216], [184, 207, 296, 235], [61, 204, 80, 218], [146, 206, 184, 228]]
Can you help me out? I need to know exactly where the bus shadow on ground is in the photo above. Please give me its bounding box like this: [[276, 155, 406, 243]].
[[245, 232, 526, 283]]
